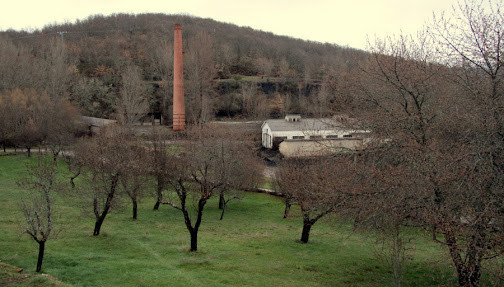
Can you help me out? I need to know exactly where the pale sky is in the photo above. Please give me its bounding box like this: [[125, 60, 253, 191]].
[[0, 0, 458, 50]]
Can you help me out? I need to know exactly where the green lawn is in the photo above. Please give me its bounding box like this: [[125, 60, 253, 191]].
[[0, 154, 463, 286]]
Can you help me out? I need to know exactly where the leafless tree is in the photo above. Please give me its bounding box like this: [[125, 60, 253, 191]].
[[185, 31, 217, 124], [147, 40, 173, 125], [347, 1, 504, 286], [340, 30, 444, 286], [3, 88, 50, 156], [119, 142, 149, 220], [74, 126, 143, 235], [162, 124, 260, 251], [210, 124, 263, 220], [42, 98, 81, 161], [256, 57, 275, 78], [148, 127, 172, 210], [18, 157, 58, 272], [426, 1, 504, 285], [277, 157, 347, 243], [63, 151, 81, 189], [116, 64, 150, 125]]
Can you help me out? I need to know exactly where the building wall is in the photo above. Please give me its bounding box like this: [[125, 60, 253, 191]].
[[261, 123, 358, 149], [279, 139, 363, 157]]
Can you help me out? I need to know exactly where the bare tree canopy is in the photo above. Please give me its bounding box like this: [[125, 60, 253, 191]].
[[19, 157, 59, 272], [74, 126, 146, 235], [346, 1, 504, 286], [162, 124, 262, 251]]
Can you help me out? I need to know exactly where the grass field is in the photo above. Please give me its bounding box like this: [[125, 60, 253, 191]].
[[0, 154, 469, 286]]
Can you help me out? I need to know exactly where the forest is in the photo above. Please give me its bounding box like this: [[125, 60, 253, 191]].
[[0, 12, 365, 125]]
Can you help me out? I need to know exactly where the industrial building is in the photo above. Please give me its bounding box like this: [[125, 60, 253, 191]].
[[261, 114, 368, 157]]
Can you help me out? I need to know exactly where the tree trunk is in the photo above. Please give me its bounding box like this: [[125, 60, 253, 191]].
[[455, 266, 481, 287], [190, 230, 198, 251], [93, 174, 119, 236], [153, 200, 161, 210], [132, 198, 138, 220], [36, 241, 45, 272], [391, 226, 404, 287], [69, 167, 81, 189], [154, 178, 163, 210], [219, 192, 225, 209], [220, 201, 227, 220], [300, 221, 312, 243], [446, 232, 482, 287], [283, 199, 291, 218], [188, 198, 206, 251], [26, 146, 31, 157], [93, 215, 106, 236]]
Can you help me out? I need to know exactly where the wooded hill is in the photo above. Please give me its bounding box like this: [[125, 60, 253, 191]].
[[0, 13, 366, 123]]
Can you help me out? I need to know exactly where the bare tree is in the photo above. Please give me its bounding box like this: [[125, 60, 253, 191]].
[[277, 157, 345, 243], [37, 38, 71, 100], [18, 157, 58, 272], [74, 126, 143, 235], [116, 64, 150, 125], [43, 98, 80, 161], [162, 125, 259, 251], [119, 143, 149, 220], [148, 127, 172, 210], [185, 31, 217, 124], [211, 125, 263, 220], [347, 2, 504, 286], [6, 88, 49, 156], [147, 40, 173, 125], [425, 1, 504, 285], [256, 57, 275, 78], [63, 151, 81, 189], [0, 88, 19, 151]]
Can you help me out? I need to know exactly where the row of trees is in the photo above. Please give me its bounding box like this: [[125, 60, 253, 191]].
[[20, 124, 263, 272], [0, 88, 79, 157], [71, 124, 262, 248]]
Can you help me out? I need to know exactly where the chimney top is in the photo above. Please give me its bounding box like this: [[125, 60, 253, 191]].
[[174, 24, 182, 30]]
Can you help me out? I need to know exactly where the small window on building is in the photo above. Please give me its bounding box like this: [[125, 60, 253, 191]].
[[310, 135, 322, 140], [293, 136, 304, 140], [326, 135, 338, 139], [343, 134, 353, 138], [285, 114, 302, 122]]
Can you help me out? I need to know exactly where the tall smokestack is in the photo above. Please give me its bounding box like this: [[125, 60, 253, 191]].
[[173, 24, 185, 131]]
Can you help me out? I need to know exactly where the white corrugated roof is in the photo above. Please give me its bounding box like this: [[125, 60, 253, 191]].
[[263, 118, 345, 132]]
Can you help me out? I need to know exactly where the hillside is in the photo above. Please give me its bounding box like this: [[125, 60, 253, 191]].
[[0, 14, 367, 122]]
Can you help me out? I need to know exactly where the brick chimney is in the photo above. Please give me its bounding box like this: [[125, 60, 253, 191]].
[[173, 24, 185, 131]]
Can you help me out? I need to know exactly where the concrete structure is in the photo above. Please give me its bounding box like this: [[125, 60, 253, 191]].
[[261, 114, 368, 157], [173, 24, 185, 131], [79, 116, 117, 134], [279, 138, 364, 157]]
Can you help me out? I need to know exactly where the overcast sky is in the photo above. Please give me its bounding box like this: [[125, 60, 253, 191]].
[[0, 0, 459, 50]]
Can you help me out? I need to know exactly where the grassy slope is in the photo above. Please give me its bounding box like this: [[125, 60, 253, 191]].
[[0, 262, 69, 287], [0, 154, 459, 286]]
